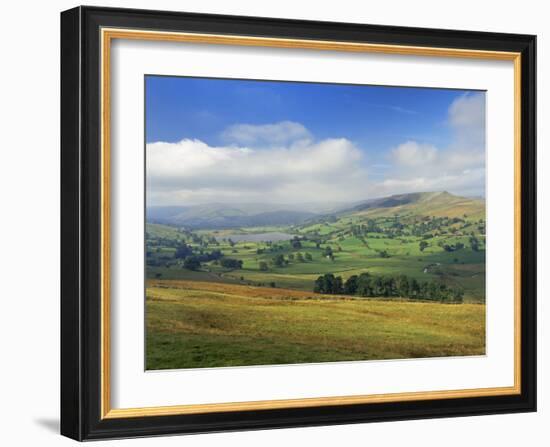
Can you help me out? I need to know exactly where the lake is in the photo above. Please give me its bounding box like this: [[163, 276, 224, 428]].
[[225, 232, 295, 243]]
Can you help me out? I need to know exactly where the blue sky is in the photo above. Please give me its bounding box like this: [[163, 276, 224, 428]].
[[145, 76, 485, 206]]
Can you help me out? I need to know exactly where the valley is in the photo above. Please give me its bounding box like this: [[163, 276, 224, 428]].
[[145, 190, 486, 369], [146, 191, 486, 303]]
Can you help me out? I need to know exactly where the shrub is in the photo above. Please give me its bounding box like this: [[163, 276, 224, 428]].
[[220, 258, 243, 269], [183, 256, 201, 271]]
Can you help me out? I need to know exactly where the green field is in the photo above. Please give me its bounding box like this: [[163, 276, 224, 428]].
[[146, 280, 485, 370], [145, 192, 486, 369], [146, 216, 486, 302]]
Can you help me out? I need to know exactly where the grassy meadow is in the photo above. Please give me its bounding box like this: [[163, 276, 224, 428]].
[[146, 279, 485, 370]]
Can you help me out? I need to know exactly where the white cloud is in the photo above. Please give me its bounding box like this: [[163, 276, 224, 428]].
[[147, 136, 367, 205], [391, 141, 484, 174], [391, 141, 438, 167], [383, 92, 486, 198], [221, 121, 312, 146], [147, 93, 486, 206], [383, 145, 484, 198], [448, 92, 486, 148]]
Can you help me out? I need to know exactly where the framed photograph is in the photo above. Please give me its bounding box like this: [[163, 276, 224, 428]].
[[61, 6, 536, 441]]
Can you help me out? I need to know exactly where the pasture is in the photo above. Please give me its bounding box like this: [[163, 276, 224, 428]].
[[146, 212, 486, 303], [146, 280, 486, 370]]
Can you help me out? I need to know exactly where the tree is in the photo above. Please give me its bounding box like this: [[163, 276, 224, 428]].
[[291, 237, 302, 249], [314, 273, 343, 294], [183, 256, 201, 271], [396, 275, 410, 297], [469, 235, 480, 251], [420, 281, 430, 298], [333, 276, 344, 294], [272, 253, 285, 267], [220, 258, 243, 269], [296, 252, 305, 262], [356, 272, 372, 296], [419, 241, 428, 252], [410, 278, 420, 298], [195, 249, 223, 263], [175, 243, 193, 259], [428, 281, 439, 300], [373, 276, 384, 295], [344, 275, 358, 295], [313, 275, 327, 293], [304, 252, 313, 261], [323, 246, 333, 258], [382, 276, 396, 296], [259, 261, 269, 271], [314, 269, 463, 303], [452, 287, 464, 303]]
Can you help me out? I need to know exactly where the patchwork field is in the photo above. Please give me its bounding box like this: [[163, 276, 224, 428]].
[[145, 191, 487, 369], [146, 279, 486, 370]]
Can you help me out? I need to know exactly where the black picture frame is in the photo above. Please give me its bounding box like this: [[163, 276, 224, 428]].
[[61, 5, 536, 441]]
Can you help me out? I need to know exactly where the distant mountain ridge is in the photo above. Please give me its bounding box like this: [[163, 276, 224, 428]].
[[147, 191, 485, 229], [147, 204, 317, 228], [350, 192, 429, 212], [343, 191, 485, 219]]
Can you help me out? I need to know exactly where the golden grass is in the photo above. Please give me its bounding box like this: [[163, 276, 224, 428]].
[[146, 279, 485, 370]]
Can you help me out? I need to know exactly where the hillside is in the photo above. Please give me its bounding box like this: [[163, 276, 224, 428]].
[[146, 279, 485, 369], [345, 191, 485, 219], [146, 191, 485, 229], [147, 203, 317, 228]]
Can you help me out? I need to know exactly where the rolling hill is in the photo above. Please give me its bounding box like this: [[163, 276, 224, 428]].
[[147, 203, 318, 228], [146, 191, 485, 229], [343, 191, 485, 219]]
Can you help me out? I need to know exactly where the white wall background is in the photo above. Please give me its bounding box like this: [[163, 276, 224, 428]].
[[0, 0, 546, 445]]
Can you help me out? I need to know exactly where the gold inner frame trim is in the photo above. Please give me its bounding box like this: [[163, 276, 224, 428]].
[[100, 27, 522, 419]]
